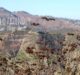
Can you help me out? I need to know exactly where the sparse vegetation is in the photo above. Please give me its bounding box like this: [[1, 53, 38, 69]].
[[0, 7, 80, 75]]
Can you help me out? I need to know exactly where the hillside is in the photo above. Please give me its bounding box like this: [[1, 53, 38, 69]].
[[0, 7, 80, 32], [0, 7, 80, 75]]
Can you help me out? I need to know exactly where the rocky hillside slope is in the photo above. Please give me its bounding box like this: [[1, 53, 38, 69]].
[[0, 7, 80, 75], [0, 29, 80, 75]]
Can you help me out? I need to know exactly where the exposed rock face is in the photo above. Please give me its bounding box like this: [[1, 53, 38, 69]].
[[0, 8, 28, 31], [0, 7, 19, 25]]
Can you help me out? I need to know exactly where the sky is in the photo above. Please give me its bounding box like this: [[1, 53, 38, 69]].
[[0, 0, 80, 19]]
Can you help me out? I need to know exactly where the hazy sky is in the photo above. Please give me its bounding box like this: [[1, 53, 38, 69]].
[[0, 0, 80, 19]]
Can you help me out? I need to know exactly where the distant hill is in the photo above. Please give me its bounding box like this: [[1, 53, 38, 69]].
[[0, 7, 80, 32]]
